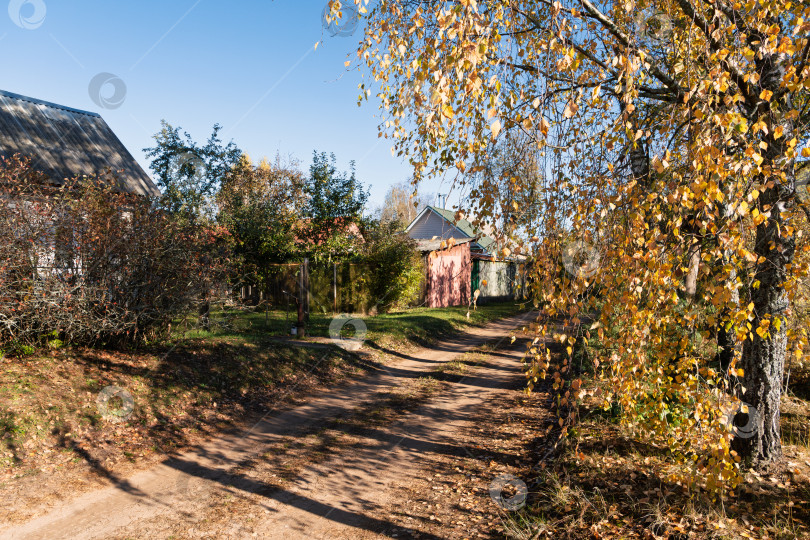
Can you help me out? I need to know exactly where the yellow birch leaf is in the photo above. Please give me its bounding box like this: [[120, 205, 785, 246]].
[[540, 117, 550, 137], [564, 99, 578, 118]]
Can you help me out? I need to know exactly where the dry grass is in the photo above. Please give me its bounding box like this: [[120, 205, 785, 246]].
[[499, 311, 810, 539], [510, 375, 810, 539]]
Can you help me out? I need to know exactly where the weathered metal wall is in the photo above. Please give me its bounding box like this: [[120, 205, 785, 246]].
[[478, 260, 527, 302], [424, 243, 471, 308]]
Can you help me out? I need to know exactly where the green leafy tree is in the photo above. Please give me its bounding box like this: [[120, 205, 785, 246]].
[[302, 152, 369, 261], [144, 120, 242, 221], [218, 154, 307, 283]]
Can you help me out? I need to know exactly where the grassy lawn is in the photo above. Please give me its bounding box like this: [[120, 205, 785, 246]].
[[175, 300, 528, 350]]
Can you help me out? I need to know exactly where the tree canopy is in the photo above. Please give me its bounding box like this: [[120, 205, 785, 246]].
[[377, 180, 434, 227], [144, 120, 242, 220], [302, 151, 369, 261], [218, 154, 307, 282]]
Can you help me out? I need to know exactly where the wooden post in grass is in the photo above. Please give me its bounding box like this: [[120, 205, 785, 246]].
[[297, 258, 309, 338], [304, 258, 310, 325], [199, 297, 210, 331]]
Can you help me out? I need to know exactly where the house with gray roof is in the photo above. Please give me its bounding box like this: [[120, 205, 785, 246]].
[[0, 89, 159, 196], [404, 205, 497, 256]]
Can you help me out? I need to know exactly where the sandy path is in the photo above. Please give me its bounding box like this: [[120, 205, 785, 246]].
[[2, 312, 533, 539]]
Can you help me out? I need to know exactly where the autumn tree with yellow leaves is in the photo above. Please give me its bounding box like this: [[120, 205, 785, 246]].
[[333, 0, 810, 490]]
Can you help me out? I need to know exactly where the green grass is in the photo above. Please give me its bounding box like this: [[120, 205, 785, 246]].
[[172, 300, 528, 350]]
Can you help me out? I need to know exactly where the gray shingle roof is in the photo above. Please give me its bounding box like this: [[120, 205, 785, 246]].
[[0, 89, 159, 196]]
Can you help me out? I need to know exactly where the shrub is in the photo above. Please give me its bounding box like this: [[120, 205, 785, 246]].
[[361, 222, 423, 312], [0, 155, 225, 350]]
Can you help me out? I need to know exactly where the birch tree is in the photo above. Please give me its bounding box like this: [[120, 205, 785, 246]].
[[342, 0, 810, 489]]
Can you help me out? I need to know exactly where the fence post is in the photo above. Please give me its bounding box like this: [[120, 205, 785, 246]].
[[297, 260, 305, 337], [333, 262, 338, 315], [297, 258, 310, 337], [304, 258, 310, 324], [199, 297, 210, 331]]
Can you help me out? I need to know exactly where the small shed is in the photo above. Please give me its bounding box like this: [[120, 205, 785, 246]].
[[475, 258, 528, 302], [0, 89, 159, 196], [406, 207, 528, 304], [414, 238, 472, 308]]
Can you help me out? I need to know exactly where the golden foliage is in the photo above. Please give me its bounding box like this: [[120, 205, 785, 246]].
[[354, 0, 810, 492]]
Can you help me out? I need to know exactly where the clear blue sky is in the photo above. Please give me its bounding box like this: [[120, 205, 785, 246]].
[[1, 0, 452, 209]]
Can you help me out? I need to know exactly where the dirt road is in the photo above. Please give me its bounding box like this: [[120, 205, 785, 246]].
[[2, 312, 534, 539]]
